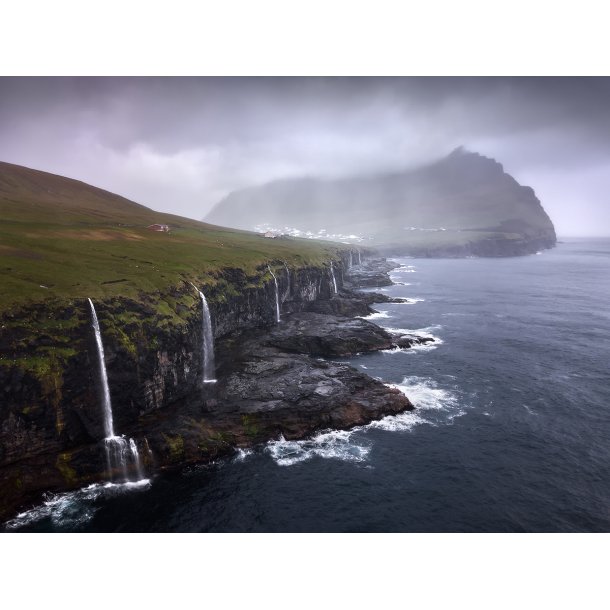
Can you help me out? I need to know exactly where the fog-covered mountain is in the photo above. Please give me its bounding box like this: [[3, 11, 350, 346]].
[[205, 148, 557, 256]]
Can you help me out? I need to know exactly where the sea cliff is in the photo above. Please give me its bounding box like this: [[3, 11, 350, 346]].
[[0, 255, 423, 521]]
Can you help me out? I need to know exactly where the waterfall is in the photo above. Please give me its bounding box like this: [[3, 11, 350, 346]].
[[198, 289, 217, 383], [358, 250, 362, 265], [349, 251, 353, 267], [283, 262, 291, 300], [88, 298, 145, 483], [330, 262, 338, 294], [268, 265, 281, 322], [104, 436, 129, 481], [129, 438, 144, 480], [88, 298, 114, 439]]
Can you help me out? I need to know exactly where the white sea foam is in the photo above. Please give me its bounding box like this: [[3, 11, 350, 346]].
[[380, 325, 444, 351], [368, 377, 462, 431], [363, 377, 460, 431], [4, 479, 150, 530], [380, 346, 409, 355], [234, 448, 254, 461], [389, 298, 425, 305], [266, 430, 370, 466], [408, 341, 442, 352], [380, 339, 442, 354], [265, 376, 462, 466], [359, 310, 390, 320], [388, 376, 458, 411], [365, 410, 428, 432], [384, 325, 443, 334]]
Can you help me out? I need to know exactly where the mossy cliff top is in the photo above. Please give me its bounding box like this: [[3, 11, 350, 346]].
[[0, 161, 355, 389], [0, 160, 350, 312]]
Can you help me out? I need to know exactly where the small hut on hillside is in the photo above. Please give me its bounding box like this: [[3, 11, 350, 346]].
[[147, 224, 170, 232]]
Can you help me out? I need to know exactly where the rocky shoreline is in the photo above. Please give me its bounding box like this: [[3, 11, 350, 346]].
[[1, 257, 434, 523], [136, 259, 435, 472]]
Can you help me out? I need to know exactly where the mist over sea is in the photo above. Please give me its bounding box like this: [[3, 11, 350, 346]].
[[8, 238, 610, 532]]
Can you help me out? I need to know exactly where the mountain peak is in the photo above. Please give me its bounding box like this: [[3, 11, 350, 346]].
[[448, 145, 468, 156], [205, 150, 556, 257]]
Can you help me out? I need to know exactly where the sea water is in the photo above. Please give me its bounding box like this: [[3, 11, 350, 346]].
[[8, 239, 610, 532]]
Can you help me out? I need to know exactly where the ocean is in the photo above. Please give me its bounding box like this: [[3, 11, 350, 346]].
[[7, 238, 610, 532]]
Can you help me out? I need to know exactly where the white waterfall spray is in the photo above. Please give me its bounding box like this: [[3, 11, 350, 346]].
[[198, 289, 217, 383], [358, 250, 362, 265], [88, 298, 144, 482], [349, 251, 353, 267], [283, 262, 291, 300], [129, 438, 144, 481], [268, 265, 281, 322], [88, 298, 114, 439], [330, 261, 338, 294]]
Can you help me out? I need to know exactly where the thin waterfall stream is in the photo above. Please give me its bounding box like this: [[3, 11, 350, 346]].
[[188, 282, 217, 384], [88, 298, 145, 483], [198, 289, 217, 383], [268, 265, 281, 322], [330, 262, 338, 294]]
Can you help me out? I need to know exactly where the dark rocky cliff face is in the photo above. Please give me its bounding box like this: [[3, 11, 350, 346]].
[[1, 252, 409, 519]]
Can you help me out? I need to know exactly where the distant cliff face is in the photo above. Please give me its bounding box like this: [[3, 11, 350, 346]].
[[205, 148, 557, 256]]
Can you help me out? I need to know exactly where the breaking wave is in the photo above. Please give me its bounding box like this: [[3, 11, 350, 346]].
[[391, 297, 424, 304], [233, 448, 254, 462], [266, 377, 463, 466], [380, 340, 441, 354], [369, 377, 464, 431], [359, 310, 390, 320], [381, 325, 444, 352], [266, 430, 371, 466], [4, 479, 150, 531]]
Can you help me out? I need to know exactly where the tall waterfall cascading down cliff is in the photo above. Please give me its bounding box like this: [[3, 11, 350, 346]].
[[87, 298, 145, 482], [358, 250, 362, 265], [330, 262, 338, 294], [283, 262, 291, 300], [268, 265, 281, 323], [88, 298, 114, 439], [198, 289, 217, 383]]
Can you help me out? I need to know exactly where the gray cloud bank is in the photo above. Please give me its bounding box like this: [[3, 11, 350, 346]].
[[1, 76, 609, 236]]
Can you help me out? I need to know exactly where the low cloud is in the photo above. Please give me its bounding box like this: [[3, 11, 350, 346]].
[[0, 77, 608, 235]]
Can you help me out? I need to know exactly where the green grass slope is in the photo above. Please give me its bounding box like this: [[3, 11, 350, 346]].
[[0, 161, 346, 313]]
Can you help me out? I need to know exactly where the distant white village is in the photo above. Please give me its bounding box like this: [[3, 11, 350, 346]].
[[255, 224, 366, 244]]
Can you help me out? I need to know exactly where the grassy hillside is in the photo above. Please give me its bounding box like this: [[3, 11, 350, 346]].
[[0, 161, 347, 313]]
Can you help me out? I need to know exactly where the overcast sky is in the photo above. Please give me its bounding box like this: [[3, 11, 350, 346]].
[[1, 76, 609, 236]]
